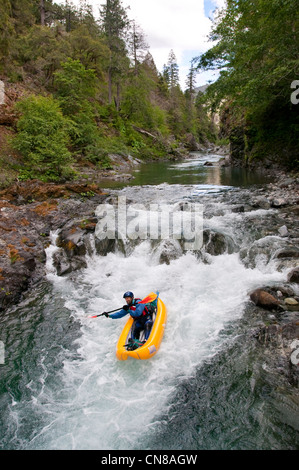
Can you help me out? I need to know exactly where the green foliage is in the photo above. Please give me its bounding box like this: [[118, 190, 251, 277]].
[[207, 0, 298, 113], [1, 0, 217, 184], [13, 24, 71, 85], [53, 58, 102, 154], [54, 58, 97, 115], [166, 50, 180, 91], [121, 74, 168, 133], [0, 0, 14, 70], [196, 0, 299, 167], [99, 0, 130, 106], [68, 25, 109, 77], [13, 95, 73, 180]]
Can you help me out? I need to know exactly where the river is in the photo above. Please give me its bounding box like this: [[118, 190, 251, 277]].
[[0, 152, 298, 450]]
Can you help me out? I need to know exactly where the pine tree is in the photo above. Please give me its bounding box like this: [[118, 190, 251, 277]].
[[167, 49, 179, 92], [186, 60, 197, 97], [99, 0, 130, 108], [128, 20, 149, 76], [185, 60, 197, 130]]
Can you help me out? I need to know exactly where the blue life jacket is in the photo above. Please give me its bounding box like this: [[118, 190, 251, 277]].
[[129, 298, 149, 318], [109, 298, 148, 320]]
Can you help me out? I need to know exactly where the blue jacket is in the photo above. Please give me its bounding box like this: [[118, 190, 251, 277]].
[[109, 298, 146, 320]]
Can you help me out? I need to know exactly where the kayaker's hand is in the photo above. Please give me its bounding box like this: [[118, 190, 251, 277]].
[[122, 305, 129, 311], [102, 312, 109, 317]]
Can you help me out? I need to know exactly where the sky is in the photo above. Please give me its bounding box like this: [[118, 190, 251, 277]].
[[121, 0, 226, 88], [57, 0, 227, 89]]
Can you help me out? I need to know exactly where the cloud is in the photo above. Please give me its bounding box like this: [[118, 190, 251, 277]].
[[122, 0, 212, 68], [57, 0, 227, 87], [121, 0, 227, 87]]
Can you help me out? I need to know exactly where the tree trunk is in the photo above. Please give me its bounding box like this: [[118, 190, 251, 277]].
[[108, 66, 112, 104], [40, 0, 45, 26], [115, 82, 121, 112]]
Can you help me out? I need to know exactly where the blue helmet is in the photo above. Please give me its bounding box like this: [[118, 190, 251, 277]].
[[123, 291, 134, 299]]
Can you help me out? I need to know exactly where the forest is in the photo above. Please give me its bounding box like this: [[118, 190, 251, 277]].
[[0, 0, 217, 183], [0, 0, 298, 183], [195, 0, 299, 170]]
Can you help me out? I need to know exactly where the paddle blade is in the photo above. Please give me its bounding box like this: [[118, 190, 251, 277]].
[[140, 293, 157, 304], [87, 312, 107, 318]]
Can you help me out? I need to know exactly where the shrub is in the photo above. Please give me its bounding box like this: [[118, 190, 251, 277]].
[[13, 95, 73, 180]]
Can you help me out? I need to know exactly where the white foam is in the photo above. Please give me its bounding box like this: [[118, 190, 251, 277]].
[[28, 237, 286, 450]]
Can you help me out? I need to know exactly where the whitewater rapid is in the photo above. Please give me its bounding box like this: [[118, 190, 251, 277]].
[[23, 186, 287, 450]]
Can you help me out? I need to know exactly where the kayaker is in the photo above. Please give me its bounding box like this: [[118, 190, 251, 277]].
[[104, 291, 153, 342]]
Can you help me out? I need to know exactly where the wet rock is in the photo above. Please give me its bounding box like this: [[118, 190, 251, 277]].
[[0, 180, 105, 203], [52, 215, 122, 273], [274, 246, 299, 259], [285, 298, 299, 306], [278, 225, 289, 237], [56, 227, 87, 257], [256, 318, 299, 387], [52, 233, 89, 275], [252, 196, 271, 209], [284, 298, 299, 311], [288, 267, 299, 284], [0, 200, 58, 310], [250, 288, 282, 311], [271, 198, 288, 208], [231, 204, 245, 213], [95, 236, 117, 256], [203, 229, 235, 256], [218, 155, 231, 167], [256, 315, 299, 345], [153, 239, 183, 265], [275, 285, 295, 297], [245, 237, 290, 269], [276, 258, 299, 272], [52, 250, 73, 276], [0, 185, 109, 309]]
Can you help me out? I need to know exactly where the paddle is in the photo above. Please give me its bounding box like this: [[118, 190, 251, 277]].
[[88, 293, 158, 319], [87, 308, 124, 319]]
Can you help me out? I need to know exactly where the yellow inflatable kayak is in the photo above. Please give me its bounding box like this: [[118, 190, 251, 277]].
[[116, 293, 167, 361]]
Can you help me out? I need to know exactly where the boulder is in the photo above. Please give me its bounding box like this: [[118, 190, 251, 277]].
[[284, 298, 299, 306], [257, 320, 299, 345], [252, 196, 271, 210], [274, 247, 299, 259], [203, 229, 235, 256], [250, 288, 281, 310], [271, 198, 287, 208], [278, 225, 289, 237], [284, 297, 299, 311], [153, 239, 183, 265], [52, 250, 87, 276], [288, 267, 299, 284], [56, 227, 87, 257]]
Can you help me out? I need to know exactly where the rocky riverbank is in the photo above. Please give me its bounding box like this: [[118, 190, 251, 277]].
[[0, 167, 298, 392], [0, 180, 109, 311], [1, 169, 298, 310], [227, 171, 299, 389]]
